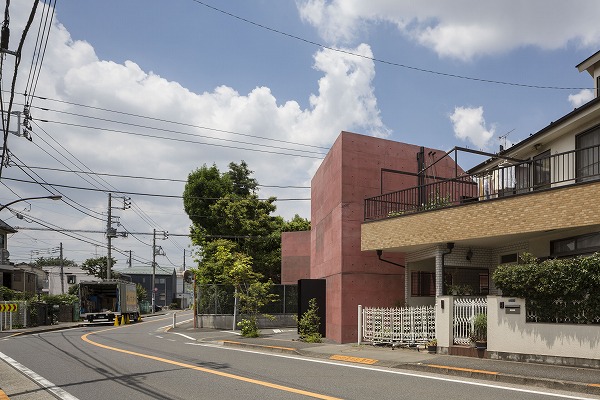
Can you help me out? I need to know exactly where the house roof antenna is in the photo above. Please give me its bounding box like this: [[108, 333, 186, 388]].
[[498, 129, 514, 152]]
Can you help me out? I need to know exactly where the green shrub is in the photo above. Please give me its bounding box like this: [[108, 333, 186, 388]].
[[470, 313, 487, 342], [298, 298, 322, 343], [238, 317, 259, 337]]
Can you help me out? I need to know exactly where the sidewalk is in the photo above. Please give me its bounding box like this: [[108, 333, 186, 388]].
[[1, 317, 600, 398], [168, 322, 600, 397]]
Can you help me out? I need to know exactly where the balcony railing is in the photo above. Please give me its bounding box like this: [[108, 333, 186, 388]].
[[364, 144, 600, 221]]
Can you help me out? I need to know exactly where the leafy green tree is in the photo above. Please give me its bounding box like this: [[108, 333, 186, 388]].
[[80, 256, 118, 280], [183, 161, 306, 282], [136, 283, 147, 302], [282, 214, 311, 232], [33, 257, 77, 268], [197, 241, 277, 337]]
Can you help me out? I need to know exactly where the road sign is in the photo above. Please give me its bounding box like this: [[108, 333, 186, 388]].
[[0, 303, 17, 312]]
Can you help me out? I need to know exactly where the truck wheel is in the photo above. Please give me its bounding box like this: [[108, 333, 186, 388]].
[[87, 316, 94, 323], [108, 316, 114, 322]]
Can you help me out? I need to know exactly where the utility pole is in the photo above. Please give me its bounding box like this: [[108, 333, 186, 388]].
[[128, 250, 132, 268], [106, 193, 113, 280], [183, 249, 186, 271], [106, 193, 130, 280], [151, 229, 168, 313], [59, 242, 64, 294]]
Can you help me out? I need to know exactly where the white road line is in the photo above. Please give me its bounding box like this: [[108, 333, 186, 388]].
[[169, 332, 196, 341], [0, 351, 80, 400], [182, 342, 597, 400], [219, 330, 242, 336]]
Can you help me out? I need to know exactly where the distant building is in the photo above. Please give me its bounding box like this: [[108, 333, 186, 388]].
[[114, 265, 177, 307], [0, 219, 17, 291], [41, 265, 100, 295]]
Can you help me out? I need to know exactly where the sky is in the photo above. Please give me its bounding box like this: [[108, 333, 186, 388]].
[[0, 0, 599, 272]]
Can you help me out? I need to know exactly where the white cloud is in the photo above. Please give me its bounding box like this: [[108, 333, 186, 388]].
[[297, 0, 600, 60], [449, 106, 495, 150], [568, 89, 595, 108], [2, 2, 387, 265]]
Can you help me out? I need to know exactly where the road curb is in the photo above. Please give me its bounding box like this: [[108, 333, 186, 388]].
[[221, 340, 301, 355], [396, 363, 600, 396], [219, 340, 600, 396]]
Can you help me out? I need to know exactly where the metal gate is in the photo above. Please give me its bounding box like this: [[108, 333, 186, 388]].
[[453, 297, 487, 345], [360, 305, 435, 346]]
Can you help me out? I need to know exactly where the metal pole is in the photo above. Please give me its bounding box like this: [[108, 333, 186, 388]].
[[192, 277, 197, 329], [172, 312, 176, 329], [358, 305, 362, 345], [59, 242, 64, 294], [232, 287, 238, 331], [152, 229, 156, 314], [107, 193, 112, 280]]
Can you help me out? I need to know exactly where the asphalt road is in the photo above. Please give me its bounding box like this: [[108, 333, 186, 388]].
[[1, 312, 598, 400]]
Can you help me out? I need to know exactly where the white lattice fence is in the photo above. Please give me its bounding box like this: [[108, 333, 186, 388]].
[[361, 305, 435, 345], [453, 297, 487, 345]]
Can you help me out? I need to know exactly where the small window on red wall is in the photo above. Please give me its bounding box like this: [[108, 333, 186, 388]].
[[411, 271, 435, 296]]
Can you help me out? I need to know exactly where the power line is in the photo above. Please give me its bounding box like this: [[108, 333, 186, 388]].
[[2, 176, 311, 200], [10, 164, 311, 188], [190, 0, 592, 91], [36, 118, 325, 159], [36, 107, 327, 156], [22, 93, 330, 150]]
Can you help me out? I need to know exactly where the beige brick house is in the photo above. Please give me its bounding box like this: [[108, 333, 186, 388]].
[[362, 51, 600, 307]]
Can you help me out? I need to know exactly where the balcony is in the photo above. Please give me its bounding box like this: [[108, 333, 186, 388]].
[[364, 144, 600, 221]]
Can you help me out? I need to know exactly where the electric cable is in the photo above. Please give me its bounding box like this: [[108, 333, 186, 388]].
[[190, 0, 592, 91]]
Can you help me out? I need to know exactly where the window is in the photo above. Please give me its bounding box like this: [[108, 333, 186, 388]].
[[411, 271, 435, 297], [67, 275, 76, 284], [500, 253, 518, 264], [533, 150, 551, 190], [576, 126, 600, 182], [551, 232, 600, 257]]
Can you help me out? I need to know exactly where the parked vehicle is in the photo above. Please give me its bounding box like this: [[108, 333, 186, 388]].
[[79, 280, 139, 323]]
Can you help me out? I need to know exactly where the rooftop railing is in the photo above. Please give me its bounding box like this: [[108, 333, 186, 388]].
[[364, 144, 600, 221]]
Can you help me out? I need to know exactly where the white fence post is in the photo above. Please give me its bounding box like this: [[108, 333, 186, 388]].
[[357, 305, 362, 345]]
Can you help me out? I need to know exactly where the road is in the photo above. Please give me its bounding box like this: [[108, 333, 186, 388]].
[[1, 312, 598, 400]]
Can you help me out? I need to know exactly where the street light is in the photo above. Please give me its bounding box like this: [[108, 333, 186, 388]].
[[0, 195, 62, 212]]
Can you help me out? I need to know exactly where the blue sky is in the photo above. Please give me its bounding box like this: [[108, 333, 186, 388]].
[[1, 0, 599, 269]]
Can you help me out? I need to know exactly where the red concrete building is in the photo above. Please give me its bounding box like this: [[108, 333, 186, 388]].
[[282, 131, 460, 343]]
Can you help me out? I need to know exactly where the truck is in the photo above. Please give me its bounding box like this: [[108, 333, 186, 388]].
[[79, 280, 139, 323]]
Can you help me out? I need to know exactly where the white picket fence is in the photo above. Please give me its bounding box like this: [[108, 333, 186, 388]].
[[453, 297, 487, 345], [358, 305, 435, 346]]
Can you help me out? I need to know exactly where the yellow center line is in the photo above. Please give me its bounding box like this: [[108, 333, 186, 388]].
[[589, 383, 600, 388], [81, 327, 341, 400], [0, 389, 9, 400], [426, 364, 499, 375]]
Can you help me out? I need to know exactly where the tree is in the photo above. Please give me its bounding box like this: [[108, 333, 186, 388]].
[[33, 257, 77, 268], [136, 284, 147, 302], [282, 214, 311, 232], [211, 242, 277, 337], [80, 256, 118, 280], [183, 161, 304, 282]]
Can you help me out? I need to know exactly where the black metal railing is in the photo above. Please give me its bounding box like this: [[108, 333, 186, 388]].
[[364, 144, 600, 221]]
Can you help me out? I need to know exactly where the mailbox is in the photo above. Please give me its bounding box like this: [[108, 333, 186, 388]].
[[505, 304, 521, 314]]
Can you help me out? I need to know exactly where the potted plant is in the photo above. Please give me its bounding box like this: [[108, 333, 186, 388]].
[[470, 313, 487, 349], [426, 338, 437, 353]]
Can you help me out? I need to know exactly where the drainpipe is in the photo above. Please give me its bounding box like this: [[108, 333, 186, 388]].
[[376, 250, 405, 268], [441, 242, 454, 295]]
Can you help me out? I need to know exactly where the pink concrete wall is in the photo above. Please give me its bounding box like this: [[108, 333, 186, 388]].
[[311, 131, 461, 343], [280, 231, 311, 284]]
